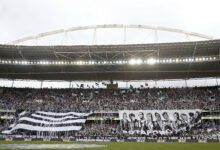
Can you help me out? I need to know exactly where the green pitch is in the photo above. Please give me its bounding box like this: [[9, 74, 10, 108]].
[[0, 141, 219, 150]]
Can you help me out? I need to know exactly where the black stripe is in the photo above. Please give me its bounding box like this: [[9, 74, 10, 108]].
[[34, 112, 82, 118]]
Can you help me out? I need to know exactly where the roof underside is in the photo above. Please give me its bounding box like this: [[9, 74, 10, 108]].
[[0, 40, 219, 81]]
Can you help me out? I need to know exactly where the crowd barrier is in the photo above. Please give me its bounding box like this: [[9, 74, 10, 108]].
[[0, 136, 219, 143]]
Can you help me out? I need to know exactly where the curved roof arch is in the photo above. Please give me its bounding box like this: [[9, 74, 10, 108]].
[[8, 24, 217, 45]]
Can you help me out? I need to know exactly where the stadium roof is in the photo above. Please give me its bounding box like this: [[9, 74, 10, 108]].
[[0, 40, 219, 81]]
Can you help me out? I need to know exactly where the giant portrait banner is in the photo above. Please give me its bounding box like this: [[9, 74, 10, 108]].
[[119, 110, 202, 136]]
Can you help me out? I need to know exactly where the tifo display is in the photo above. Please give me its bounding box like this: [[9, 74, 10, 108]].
[[0, 87, 219, 141]]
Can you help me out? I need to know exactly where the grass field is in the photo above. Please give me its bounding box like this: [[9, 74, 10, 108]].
[[0, 141, 219, 150]]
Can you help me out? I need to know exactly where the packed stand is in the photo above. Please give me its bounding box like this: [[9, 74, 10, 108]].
[[0, 87, 219, 111]]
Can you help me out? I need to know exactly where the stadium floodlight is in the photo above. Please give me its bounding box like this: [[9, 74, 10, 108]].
[[129, 59, 136, 65], [40, 61, 47, 65], [0, 55, 218, 66], [136, 59, 143, 64], [79, 61, 83, 65], [88, 61, 93, 65], [21, 61, 28, 65], [147, 58, 156, 65]]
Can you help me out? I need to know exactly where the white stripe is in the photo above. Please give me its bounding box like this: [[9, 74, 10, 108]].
[[36, 111, 89, 117], [19, 117, 86, 124], [2, 124, 82, 134], [18, 111, 26, 117], [32, 114, 78, 121]]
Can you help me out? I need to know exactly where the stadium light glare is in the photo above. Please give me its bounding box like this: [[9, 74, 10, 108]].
[[22, 61, 28, 65], [147, 58, 156, 65], [129, 59, 136, 65], [80, 61, 84, 65], [40, 61, 47, 65], [136, 59, 143, 64]]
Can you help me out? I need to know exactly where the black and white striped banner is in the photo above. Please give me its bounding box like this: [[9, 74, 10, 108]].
[[2, 111, 91, 134]]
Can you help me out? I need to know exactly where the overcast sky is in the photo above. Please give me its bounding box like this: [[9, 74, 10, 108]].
[[0, 0, 220, 45]]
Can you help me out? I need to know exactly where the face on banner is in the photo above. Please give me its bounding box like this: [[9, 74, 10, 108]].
[[119, 110, 201, 122]]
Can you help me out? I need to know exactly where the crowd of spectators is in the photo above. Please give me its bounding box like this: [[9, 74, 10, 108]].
[[0, 87, 219, 111], [76, 122, 119, 137], [0, 86, 219, 138]]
